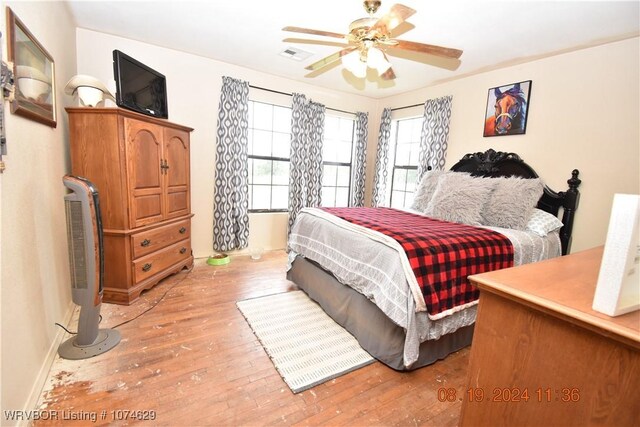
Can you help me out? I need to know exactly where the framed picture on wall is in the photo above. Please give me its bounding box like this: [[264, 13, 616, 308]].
[[6, 7, 57, 128], [483, 80, 531, 137]]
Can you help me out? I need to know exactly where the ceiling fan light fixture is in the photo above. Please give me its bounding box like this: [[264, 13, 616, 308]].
[[342, 50, 367, 78], [367, 47, 392, 74]]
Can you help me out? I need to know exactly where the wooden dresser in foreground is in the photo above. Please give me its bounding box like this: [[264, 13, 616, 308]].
[[67, 107, 194, 304], [460, 247, 640, 426]]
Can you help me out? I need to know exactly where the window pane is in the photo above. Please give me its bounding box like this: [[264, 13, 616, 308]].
[[395, 143, 410, 166], [393, 168, 407, 189], [322, 187, 336, 207], [272, 161, 289, 185], [411, 118, 422, 141], [252, 185, 271, 209], [323, 164, 337, 186], [247, 129, 254, 155], [273, 106, 291, 133], [396, 120, 412, 142], [248, 158, 253, 184], [253, 159, 272, 185], [337, 141, 352, 163], [408, 143, 420, 166], [247, 102, 254, 127], [404, 192, 415, 208], [253, 102, 273, 130], [336, 166, 350, 187], [335, 187, 349, 207], [391, 191, 405, 209], [252, 130, 272, 157], [406, 169, 417, 192], [272, 185, 288, 210], [324, 116, 339, 140], [323, 139, 339, 162], [339, 119, 354, 141], [272, 132, 290, 158]]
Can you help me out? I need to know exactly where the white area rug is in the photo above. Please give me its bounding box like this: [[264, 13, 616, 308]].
[[236, 291, 374, 393]]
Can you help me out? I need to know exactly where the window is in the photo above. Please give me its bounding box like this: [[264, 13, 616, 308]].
[[321, 114, 356, 208], [389, 117, 422, 209], [247, 101, 292, 212]]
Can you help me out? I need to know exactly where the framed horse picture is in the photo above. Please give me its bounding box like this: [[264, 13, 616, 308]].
[[483, 80, 531, 137]]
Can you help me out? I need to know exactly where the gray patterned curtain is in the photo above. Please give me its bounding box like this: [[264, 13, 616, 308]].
[[417, 96, 453, 180], [371, 108, 392, 207], [351, 112, 368, 207], [212, 76, 250, 251], [288, 93, 326, 232]]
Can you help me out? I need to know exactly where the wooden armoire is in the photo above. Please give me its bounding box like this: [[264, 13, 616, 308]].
[[67, 107, 194, 304]]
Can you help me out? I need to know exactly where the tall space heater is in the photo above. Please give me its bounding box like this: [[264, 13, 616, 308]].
[[58, 175, 120, 359]]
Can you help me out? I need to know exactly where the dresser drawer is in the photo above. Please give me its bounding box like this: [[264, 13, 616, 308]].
[[133, 238, 191, 283], [131, 219, 191, 259]]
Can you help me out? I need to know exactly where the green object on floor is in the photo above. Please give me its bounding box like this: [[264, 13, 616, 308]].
[[207, 254, 230, 266]]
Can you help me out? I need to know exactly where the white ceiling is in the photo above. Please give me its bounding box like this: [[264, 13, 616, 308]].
[[65, 1, 639, 99]]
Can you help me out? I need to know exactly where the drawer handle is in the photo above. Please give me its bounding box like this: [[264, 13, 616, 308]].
[[179, 227, 187, 234], [180, 247, 187, 254], [142, 263, 153, 272], [141, 239, 151, 247]]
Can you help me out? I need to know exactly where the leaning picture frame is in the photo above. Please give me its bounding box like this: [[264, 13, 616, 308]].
[[483, 80, 531, 137], [6, 7, 56, 128], [593, 194, 640, 317]]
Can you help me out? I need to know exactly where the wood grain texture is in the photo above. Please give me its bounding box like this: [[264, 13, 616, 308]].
[[461, 247, 640, 426], [35, 252, 469, 426], [67, 108, 194, 305]]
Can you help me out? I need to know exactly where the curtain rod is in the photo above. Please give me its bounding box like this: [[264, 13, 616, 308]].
[[248, 84, 357, 116], [390, 103, 424, 112]]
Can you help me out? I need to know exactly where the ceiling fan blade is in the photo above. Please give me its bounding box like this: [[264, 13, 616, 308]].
[[393, 40, 463, 59], [305, 47, 357, 71], [283, 38, 350, 48], [370, 4, 416, 34], [282, 26, 345, 39]]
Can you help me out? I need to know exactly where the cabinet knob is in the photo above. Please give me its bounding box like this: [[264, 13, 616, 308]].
[[141, 239, 151, 247], [142, 263, 153, 272], [179, 227, 187, 234], [180, 247, 187, 254]]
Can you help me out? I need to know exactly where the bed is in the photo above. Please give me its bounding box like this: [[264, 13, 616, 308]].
[[286, 149, 581, 370]]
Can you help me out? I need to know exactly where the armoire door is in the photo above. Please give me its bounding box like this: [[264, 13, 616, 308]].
[[163, 127, 191, 219], [125, 118, 165, 228]]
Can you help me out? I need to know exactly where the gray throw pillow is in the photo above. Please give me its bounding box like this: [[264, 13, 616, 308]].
[[411, 170, 446, 212], [424, 173, 496, 225], [481, 177, 544, 230]]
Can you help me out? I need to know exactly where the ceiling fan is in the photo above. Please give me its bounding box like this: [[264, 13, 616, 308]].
[[282, 1, 463, 80]]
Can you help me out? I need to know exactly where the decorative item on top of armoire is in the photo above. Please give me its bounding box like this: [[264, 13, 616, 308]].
[[483, 80, 531, 137], [6, 7, 56, 128], [64, 74, 115, 107], [67, 107, 193, 305]]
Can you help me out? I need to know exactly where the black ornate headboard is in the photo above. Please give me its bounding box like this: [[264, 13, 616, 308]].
[[449, 149, 581, 255]]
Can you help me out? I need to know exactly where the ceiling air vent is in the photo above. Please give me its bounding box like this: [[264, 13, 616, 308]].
[[279, 47, 313, 61]]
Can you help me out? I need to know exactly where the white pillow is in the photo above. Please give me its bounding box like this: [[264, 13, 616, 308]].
[[411, 170, 447, 212], [481, 177, 544, 230], [424, 173, 496, 225], [526, 208, 564, 236]]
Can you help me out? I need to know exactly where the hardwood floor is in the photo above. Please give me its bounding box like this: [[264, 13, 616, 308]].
[[36, 251, 470, 426]]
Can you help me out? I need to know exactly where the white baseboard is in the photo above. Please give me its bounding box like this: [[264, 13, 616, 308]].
[[18, 301, 75, 427]]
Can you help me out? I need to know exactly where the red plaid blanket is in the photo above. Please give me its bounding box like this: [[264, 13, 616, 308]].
[[321, 207, 514, 316]]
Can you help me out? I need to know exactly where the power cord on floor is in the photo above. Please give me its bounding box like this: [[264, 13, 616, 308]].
[[53, 266, 193, 333], [110, 265, 194, 330]]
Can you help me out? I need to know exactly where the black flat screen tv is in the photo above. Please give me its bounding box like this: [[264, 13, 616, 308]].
[[113, 50, 168, 119]]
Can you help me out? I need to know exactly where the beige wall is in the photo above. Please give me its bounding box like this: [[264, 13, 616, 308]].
[[74, 28, 376, 257], [371, 37, 640, 253], [1, 2, 77, 423]]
